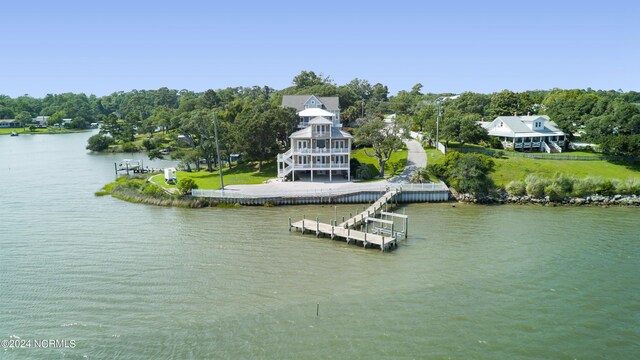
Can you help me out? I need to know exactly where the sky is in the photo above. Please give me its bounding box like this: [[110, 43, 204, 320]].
[[2, 0, 639, 98]]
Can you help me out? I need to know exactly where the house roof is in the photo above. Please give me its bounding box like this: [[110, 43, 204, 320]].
[[289, 126, 352, 139], [282, 95, 340, 111], [488, 115, 565, 137], [308, 117, 333, 125], [298, 108, 335, 117]]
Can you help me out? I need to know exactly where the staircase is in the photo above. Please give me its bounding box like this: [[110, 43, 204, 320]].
[[547, 141, 562, 153], [277, 149, 294, 178]]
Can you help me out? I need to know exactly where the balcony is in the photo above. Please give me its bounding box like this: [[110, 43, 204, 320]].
[[294, 148, 349, 155], [293, 163, 350, 170]]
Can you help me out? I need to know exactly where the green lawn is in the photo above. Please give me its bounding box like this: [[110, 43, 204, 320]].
[[424, 146, 640, 186], [0, 127, 84, 135], [492, 157, 640, 186], [151, 161, 277, 190], [351, 147, 408, 178]]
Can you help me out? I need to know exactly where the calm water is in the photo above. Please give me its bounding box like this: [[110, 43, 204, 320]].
[[1, 132, 638, 359]]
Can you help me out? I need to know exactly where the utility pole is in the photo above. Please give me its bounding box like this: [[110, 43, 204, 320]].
[[435, 97, 443, 150], [213, 112, 224, 191]]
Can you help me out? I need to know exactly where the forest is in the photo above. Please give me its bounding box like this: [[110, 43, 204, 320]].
[[2, 71, 640, 171]]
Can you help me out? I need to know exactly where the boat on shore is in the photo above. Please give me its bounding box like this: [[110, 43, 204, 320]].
[[10, 131, 18, 136]]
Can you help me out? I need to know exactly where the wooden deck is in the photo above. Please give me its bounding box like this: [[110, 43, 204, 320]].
[[338, 189, 401, 228], [289, 188, 402, 252], [289, 219, 397, 252]]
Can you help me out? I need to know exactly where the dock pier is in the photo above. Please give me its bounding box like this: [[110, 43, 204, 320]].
[[289, 189, 403, 252]]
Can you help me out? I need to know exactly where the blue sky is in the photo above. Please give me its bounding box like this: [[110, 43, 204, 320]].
[[2, 0, 638, 98]]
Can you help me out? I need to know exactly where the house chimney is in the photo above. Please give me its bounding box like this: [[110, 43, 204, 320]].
[[527, 111, 531, 116], [514, 112, 517, 116]]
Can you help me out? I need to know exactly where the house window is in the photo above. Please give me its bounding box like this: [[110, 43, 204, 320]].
[[317, 139, 325, 148]]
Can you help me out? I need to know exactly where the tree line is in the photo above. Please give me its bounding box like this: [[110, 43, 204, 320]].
[[2, 71, 640, 159]]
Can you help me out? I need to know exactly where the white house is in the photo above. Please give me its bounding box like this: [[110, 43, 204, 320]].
[[32, 116, 49, 127], [277, 95, 351, 181], [0, 119, 21, 128], [481, 115, 567, 153]]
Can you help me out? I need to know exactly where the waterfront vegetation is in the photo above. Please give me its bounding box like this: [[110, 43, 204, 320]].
[[425, 143, 640, 197], [96, 175, 211, 207], [0, 127, 84, 135]]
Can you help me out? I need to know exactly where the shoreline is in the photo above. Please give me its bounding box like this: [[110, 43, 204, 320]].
[[454, 192, 640, 207]]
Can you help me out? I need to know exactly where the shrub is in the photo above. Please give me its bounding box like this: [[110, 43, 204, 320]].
[[410, 168, 429, 183], [617, 179, 640, 195], [349, 158, 362, 177], [493, 150, 505, 159], [525, 174, 548, 198], [572, 178, 596, 197], [427, 163, 447, 179], [142, 183, 166, 198], [142, 138, 159, 151], [178, 177, 198, 195], [121, 142, 140, 153], [552, 173, 574, 195], [505, 180, 526, 196], [356, 165, 374, 180], [545, 183, 565, 201], [86, 134, 114, 152], [595, 179, 616, 196]]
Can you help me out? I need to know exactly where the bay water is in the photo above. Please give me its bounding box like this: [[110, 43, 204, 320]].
[[1, 132, 638, 359]]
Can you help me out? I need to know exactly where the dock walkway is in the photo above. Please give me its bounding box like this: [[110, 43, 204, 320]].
[[289, 219, 397, 252], [289, 188, 402, 252], [338, 188, 401, 228]]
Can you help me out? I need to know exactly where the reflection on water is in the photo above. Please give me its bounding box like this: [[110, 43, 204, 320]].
[[0, 132, 638, 359]]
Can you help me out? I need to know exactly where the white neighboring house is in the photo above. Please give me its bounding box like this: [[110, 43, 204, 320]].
[[480, 115, 567, 153], [277, 95, 352, 182], [32, 116, 49, 127]]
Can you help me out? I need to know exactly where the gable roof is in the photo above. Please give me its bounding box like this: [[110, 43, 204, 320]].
[[488, 115, 564, 137], [282, 95, 340, 111]]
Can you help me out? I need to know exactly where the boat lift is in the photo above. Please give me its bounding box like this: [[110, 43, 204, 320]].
[[365, 210, 408, 239]]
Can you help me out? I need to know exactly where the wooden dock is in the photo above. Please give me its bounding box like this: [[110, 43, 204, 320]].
[[338, 188, 401, 228], [289, 219, 397, 252], [288, 188, 403, 252]]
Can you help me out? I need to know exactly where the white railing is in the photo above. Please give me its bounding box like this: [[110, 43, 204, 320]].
[[542, 141, 551, 153], [294, 148, 349, 154], [293, 163, 350, 170], [191, 181, 448, 199], [549, 141, 562, 153]]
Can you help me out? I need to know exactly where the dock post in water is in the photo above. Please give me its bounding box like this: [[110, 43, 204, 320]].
[[288, 217, 292, 231]]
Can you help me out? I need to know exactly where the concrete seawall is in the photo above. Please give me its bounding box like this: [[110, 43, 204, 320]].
[[191, 184, 450, 206]]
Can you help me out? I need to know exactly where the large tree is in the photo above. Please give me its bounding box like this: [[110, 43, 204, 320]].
[[235, 106, 298, 172], [354, 116, 409, 178]]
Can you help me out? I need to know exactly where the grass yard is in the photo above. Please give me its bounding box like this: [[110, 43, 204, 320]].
[[424, 146, 640, 186], [151, 161, 277, 190], [492, 157, 640, 186], [351, 147, 408, 178]]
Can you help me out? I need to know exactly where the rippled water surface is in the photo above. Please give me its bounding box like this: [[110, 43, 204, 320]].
[[1, 132, 639, 359]]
